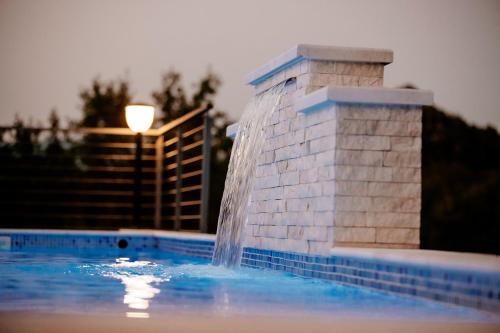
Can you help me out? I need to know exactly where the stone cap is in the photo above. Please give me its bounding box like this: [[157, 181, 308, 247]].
[[294, 86, 434, 113], [246, 44, 394, 85], [226, 122, 239, 139]]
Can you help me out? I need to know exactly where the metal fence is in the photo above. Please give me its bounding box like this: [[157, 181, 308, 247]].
[[0, 105, 211, 231]]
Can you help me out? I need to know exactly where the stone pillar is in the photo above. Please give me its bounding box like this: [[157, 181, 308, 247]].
[[229, 44, 433, 255]]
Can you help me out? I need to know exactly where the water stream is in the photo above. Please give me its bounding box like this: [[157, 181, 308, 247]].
[[212, 83, 286, 267]]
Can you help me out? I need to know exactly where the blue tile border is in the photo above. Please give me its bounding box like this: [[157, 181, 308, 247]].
[[0, 231, 214, 260], [240, 247, 500, 314], [0, 230, 498, 313]]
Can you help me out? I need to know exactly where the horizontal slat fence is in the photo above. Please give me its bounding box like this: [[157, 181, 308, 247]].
[[0, 105, 211, 231]]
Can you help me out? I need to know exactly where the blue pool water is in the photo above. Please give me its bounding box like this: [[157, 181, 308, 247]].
[[0, 248, 498, 322]]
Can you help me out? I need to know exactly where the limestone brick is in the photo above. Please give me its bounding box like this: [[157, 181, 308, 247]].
[[318, 166, 335, 180], [254, 175, 280, 190], [274, 119, 290, 136], [285, 198, 311, 212], [358, 77, 383, 87], [367, 182, 420, 198], [392, 167, 421, 183], [383, 151, 421, 167], [315, 150, 335, 166], [366, 120, 411, 136], [297, 155, 316, 170], [279, 171, 300, 186], [375, 228, 419, 244], [390, 137, 421, 152], [284, 211, 314, 226], [335, 212, 367, 227], [371, 197, 421, 213], [336, 150, 384, 166], [335, 165, 392, 182], [308, 240, 331, 255], [282, 239, 309, 253], [337, 135, 364, 150], [337, 119, 367, 135], [253, 187, 283, 201], [336, 181, 368, 196], [287, 225, 304, 240], [308, 60, 334, 73], [334, 227, 376, 243], [322, 181, 335, 195], [336, 195, 372, 212], [313, 211, 334, 226], [366, 212, 419, 228], [338, 105, 390, 121], [299, 168, 319, 184], [305, 107, 337, 127], [265, 225, 288, 239], [388, 107, 422, 121], [309, 136, 336, 154], [363, 136, 391, 151], [408, 122, 423, 136], [255, 163, 277, 177], [312, 196, 335, 211], [305, 120, 336, 140]]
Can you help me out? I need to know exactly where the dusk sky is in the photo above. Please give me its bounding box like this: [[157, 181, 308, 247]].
[[1, 0, 499, 129]]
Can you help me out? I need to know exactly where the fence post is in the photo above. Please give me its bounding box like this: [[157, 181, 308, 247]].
[[174, 127, 183, 230], [133, 133, 143, 227], [154, 134, 164, 229], [200, 114, 212, 233]]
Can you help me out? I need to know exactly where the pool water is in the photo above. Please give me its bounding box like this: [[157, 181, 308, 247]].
[[0, 248, 498, 322]]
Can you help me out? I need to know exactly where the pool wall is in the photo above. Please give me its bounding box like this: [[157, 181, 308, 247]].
[[1, 229, 498, 314]]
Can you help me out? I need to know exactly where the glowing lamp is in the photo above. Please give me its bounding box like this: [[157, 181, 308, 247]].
[[125, 104, 155, 133], [125, 103, 154, 227]]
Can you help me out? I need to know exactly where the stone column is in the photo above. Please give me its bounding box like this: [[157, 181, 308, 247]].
[[229, 44, 433, 255]]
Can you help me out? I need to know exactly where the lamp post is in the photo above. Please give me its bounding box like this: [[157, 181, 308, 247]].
[[125, 104, 155, 227]]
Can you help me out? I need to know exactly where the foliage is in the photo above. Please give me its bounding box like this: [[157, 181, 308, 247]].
[[78, 78, 132, 128], [421, 104, 500, 254], [152, 69, 221, 124]]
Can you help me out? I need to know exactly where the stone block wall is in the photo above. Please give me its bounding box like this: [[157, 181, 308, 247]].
[[333, 104, 422, 248], [253, 60, 385, 96], [238, 45, 432, 255]]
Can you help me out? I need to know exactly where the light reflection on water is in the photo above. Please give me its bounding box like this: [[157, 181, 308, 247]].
[[99, 257, 246, 318], [105, 258, 166, 318]]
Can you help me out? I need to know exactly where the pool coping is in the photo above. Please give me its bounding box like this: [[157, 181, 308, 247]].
[[330, 247, 500, 275], [0, 228, 216, 241]]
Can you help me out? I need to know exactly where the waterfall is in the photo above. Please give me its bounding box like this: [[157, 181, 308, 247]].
[[212, 82, 286, 267]]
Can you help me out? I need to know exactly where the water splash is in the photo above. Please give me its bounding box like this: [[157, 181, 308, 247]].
[[212, 83, 286, 267]]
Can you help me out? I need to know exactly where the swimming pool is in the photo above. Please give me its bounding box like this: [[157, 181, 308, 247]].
[[0, 231, 499, 326]]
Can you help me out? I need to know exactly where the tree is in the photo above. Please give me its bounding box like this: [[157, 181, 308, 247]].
[[45, 109, 64, 156], [11, 115, 40, 157], [152, 69, 221, 124], [78, 78, 132, 128], [421, 104, 500, 254]]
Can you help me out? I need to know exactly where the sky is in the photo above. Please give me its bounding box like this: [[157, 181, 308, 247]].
[[0, 0, 499, 130]]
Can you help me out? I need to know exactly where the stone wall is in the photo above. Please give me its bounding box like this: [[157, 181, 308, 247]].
[[333, 104, 422, 248], [235, 44, 432, 255]]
